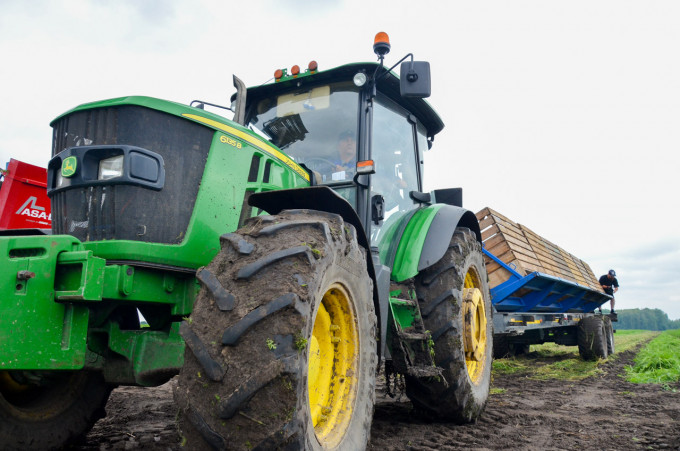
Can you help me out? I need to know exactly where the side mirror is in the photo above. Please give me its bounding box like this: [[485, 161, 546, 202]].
[[432, 188, 463, 207], [400, 61, 431, 98]]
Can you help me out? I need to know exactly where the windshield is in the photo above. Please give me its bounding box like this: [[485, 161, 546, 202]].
[[248, 82, 360, 189]]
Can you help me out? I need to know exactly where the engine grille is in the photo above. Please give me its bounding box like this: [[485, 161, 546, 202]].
[[51, 105, 214, 244]]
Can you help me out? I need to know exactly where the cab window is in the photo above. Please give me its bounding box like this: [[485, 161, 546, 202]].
[[370, 95, 420, 245]]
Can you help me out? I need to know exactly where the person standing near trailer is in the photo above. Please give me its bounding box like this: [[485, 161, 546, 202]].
[[599, 269, 619, 313]]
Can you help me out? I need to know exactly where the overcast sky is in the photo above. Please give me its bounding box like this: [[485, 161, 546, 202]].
[[1, 0, 679, 319]]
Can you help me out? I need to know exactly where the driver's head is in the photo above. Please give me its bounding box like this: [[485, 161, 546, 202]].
[[337, 130, 357, 164]]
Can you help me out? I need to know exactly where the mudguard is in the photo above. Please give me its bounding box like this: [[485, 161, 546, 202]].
[[388, 204, 480, 282], [249, 186, 370, 250]]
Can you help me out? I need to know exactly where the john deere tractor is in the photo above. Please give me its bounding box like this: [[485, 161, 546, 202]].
[[0, 33, 492, 450]]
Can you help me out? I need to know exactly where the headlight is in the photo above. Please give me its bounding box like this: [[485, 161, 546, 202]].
[[98, 155, 124, 180]]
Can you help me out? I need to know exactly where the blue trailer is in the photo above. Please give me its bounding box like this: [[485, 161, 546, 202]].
[[477, 208, 616, 360]]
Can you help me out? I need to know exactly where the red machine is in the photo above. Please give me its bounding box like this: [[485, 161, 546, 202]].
[[0, 159, 51, 231]]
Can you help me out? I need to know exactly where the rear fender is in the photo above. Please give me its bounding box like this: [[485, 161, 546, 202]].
[[389, 204, 480, 282]]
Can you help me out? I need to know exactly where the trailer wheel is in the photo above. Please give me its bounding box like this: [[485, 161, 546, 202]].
[[0, 370, 112, 451], [406, 227, 492, 423], [513, 343, 531, 355], [578, 316, 609, 360], [493, 336, 530, 358], [175, 211, 377, 450], [604, 316, 615, 355]]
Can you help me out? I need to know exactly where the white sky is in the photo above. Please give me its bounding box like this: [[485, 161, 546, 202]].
[[1, 0, 679, 319]]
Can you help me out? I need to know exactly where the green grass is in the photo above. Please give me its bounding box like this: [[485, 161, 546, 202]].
[[610, 330, 660, 353], [491, 330, 659, 382], [625, 329, 680, 385]]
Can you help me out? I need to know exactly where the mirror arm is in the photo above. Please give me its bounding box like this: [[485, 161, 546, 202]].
[[370, 52, 415, 99], [374, 53, 413, 83]]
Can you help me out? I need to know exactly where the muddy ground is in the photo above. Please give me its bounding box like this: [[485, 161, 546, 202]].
[[72, 346, 680, 450]]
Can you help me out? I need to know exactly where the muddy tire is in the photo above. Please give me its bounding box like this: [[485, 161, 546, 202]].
[[0, 371, 112, 451], [604, 316, 615, 356], [493, 336, 530, 359], [578, 316, 608, 360], [492, 335, 510, 359], [174, 210, 377, 450], [406, 227, 492, 423], [513, 343, 531, 355]]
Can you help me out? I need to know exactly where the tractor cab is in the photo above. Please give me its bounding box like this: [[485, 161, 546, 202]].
[[241, 47, 443, 250]]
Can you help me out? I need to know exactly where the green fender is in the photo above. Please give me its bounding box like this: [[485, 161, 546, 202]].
[[387, 204, 481, 282]]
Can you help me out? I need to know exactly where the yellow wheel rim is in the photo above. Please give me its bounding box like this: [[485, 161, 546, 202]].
[[0, 371, 29, 396], [307, 283, 358, 447], [463, 269, 488, 384]]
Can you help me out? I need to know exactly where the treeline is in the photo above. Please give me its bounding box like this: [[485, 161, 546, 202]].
[[607, 308, 680, 331]]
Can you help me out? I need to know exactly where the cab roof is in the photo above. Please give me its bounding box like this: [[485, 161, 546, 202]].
[[242, 62, 445, 138]]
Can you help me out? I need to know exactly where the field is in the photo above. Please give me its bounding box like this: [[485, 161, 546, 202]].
[[73, 330, 680, 450]]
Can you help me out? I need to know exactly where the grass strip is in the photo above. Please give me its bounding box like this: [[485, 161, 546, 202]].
[[491, 330, 659, 382], [625, 329, 680, 385]]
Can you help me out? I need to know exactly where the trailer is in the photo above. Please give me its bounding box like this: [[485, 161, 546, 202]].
[[477, 207, 616, 360]]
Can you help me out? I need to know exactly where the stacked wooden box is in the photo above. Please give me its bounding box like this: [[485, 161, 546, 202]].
[[476, 207, 602, 292]]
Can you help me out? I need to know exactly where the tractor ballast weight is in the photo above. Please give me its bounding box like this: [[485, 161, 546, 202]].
[[0, 35, 493, 450]]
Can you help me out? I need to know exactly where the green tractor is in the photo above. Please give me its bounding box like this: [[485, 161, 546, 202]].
[[0, 33, 492, 450]]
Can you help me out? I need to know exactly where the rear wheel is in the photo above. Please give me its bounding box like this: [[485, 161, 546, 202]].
[[406, 227, 492, 423], [175, 210, 377, 450], [578, 316, 608, 360], [493, 336, 530, 358], [0, 370, 112, 451], [604, 316, 615, 355]]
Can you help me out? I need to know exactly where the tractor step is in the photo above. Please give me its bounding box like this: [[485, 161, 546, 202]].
[[397, 331, 429, 341], [406, 364, 446, 382]]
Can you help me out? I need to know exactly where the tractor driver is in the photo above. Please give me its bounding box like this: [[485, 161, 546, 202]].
[[330, 130, 357, 181]]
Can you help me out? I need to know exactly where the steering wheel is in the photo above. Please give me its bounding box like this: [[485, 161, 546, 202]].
[[302, 157, 338, 174]]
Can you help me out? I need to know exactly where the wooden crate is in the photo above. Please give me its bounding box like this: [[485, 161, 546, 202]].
[[518, 224, 574, 281], [477, 208, 535, 288], [476, 207, 604, 293], [559, 247, 590, 287], [579, 259, 603, 291]]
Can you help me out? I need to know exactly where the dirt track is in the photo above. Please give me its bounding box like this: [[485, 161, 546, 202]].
[[73, 347, 680, 450]]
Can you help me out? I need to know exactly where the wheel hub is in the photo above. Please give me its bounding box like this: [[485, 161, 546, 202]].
[[463, 270, 488, 383], [463, 288, 486, 361], [308, 283, 359, 447]]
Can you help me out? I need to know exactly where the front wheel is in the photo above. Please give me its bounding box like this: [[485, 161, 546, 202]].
[[406, 227, 492, 423], [0, 370, 112, 451], [175, 210, 377, 450]]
